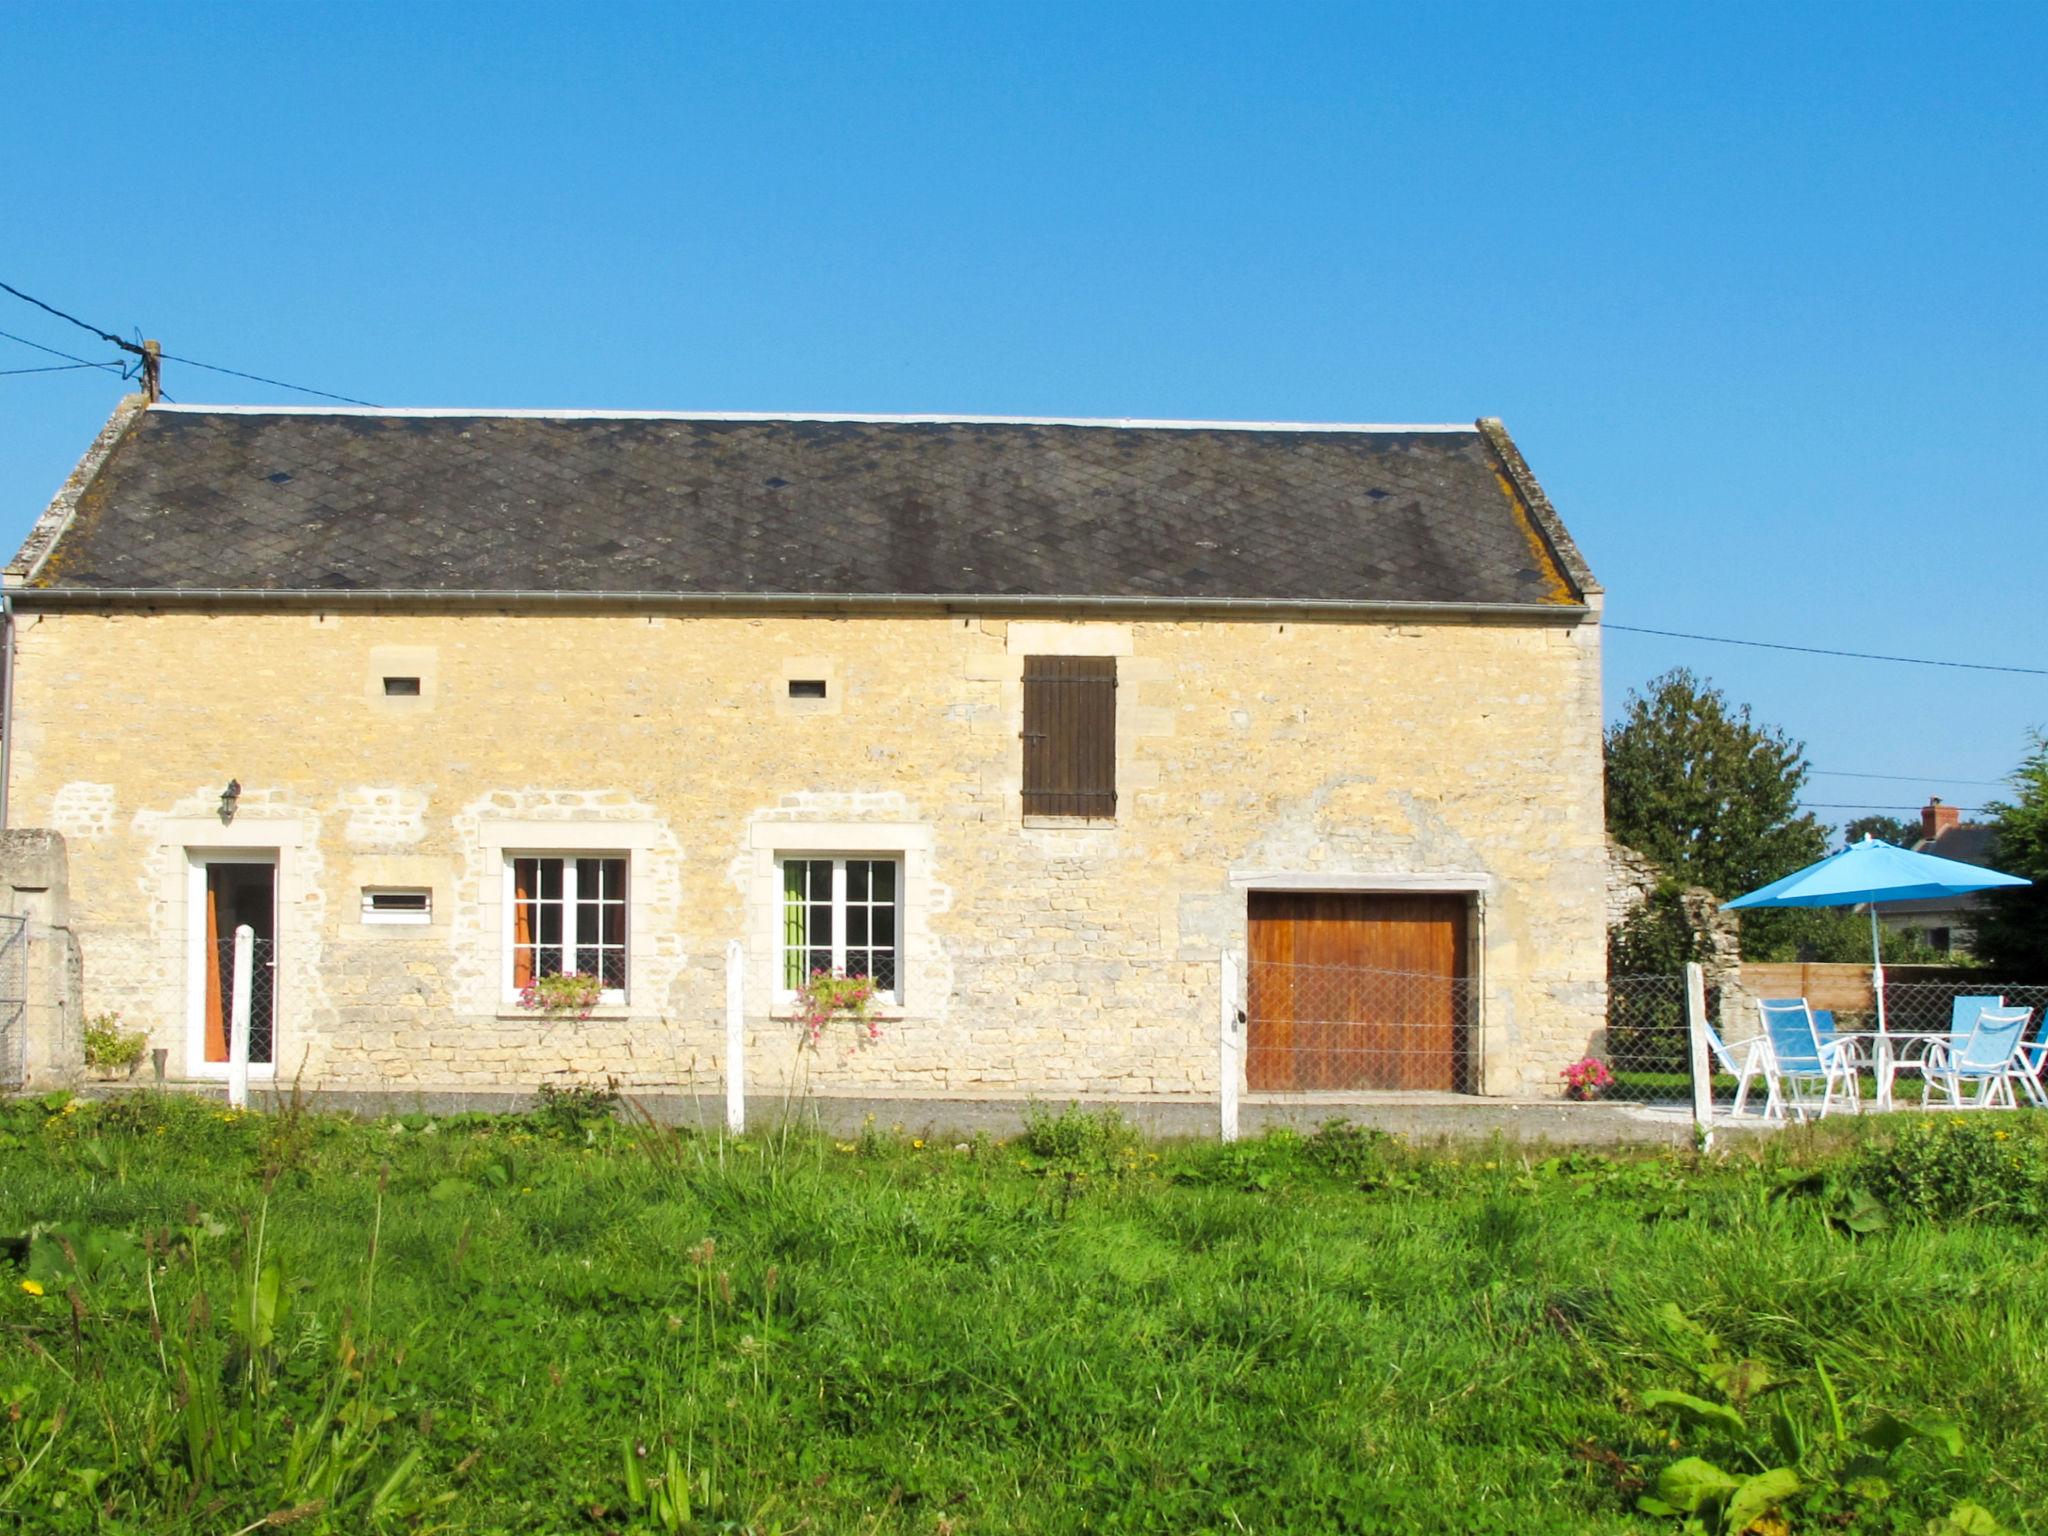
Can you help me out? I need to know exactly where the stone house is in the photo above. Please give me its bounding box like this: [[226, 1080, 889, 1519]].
[[1, 399, 1604, 1101], [1883, 798, 2001, 956]]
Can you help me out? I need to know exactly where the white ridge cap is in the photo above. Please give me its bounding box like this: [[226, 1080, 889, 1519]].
[[148, 403, 1479, 433]]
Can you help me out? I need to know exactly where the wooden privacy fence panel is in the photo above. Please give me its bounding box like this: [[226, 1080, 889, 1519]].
[[1021, 655, 1116, 818], [1739, 963, 1876, 1014]]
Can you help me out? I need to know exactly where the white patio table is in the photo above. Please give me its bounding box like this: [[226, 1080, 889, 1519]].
[[1839, 1031, 1953, 1111]]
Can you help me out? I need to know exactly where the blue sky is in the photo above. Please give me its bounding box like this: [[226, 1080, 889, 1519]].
[[4, 2, 2042, 832]]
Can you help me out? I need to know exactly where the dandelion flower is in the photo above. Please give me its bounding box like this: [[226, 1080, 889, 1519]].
[[19, 1280, 43, 1297]]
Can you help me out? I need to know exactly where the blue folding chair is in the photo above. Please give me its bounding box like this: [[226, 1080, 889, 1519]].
[[2014, 1012, 2048, 1108], [1923, 1007, 2034, 1109], [1756, 998, 1861, 1122], [1886, 994, 2003, 1104]]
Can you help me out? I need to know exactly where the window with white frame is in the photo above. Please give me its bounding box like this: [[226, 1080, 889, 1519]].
[[506, 855, 628, 1001], [780, 856, 900, 1001]]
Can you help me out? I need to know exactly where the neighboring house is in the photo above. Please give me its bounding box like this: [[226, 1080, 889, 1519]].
[[1882, 798, 2000, 955], [0, 398, 1604, 1101]]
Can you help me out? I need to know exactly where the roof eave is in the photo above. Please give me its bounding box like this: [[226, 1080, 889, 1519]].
[[6, 586, 1595, 623]]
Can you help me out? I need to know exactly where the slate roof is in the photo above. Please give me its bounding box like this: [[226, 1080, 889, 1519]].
[[11, 405, 1594, 609]]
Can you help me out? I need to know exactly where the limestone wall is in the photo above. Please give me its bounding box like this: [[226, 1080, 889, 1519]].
[[0, 828, 81, 1089], [6, 608, 1605, 1097]]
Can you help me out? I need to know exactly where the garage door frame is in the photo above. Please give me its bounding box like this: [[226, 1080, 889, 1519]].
[[1234, 876, 1488, 1095]]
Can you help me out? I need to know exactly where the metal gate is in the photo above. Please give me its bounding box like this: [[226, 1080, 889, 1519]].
[[0, 914, 27, 1089]]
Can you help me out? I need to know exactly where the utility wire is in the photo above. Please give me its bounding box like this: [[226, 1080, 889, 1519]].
[[1, 278, 377, 406], [1606, 622, 2047, 677], [0, 325, 128, 375], [152, 351, 378, 407], [0, 279, 131, 350], [1811, 768, 2010, 787], [1807, 801, 1990, 813], [0, 362, 114, 377]]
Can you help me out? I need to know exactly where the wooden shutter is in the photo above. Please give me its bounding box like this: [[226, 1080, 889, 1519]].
[[1021, 655, 1117, 818]]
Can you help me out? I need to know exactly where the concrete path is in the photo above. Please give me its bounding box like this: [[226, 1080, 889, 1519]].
[[65, 1080, 1752, 1145]]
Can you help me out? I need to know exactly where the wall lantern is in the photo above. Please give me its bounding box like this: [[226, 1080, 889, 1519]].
[[218, 779, 241, 824]]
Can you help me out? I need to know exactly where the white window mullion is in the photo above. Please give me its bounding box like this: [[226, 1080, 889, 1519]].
[[830, 858, 849, 976], [561, 858, 582, 976]]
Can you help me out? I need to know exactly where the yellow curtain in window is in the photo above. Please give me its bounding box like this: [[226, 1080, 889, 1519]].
[[203, 883, 227, 1062], [513, 864, 534, 988]]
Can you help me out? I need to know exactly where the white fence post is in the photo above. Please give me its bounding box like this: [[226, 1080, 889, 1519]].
[[1220, 949, 1241, 1143], [228, 923, 253, 1110], [725, 939, 745, 1136], [1684, 961, 1712, 1145]]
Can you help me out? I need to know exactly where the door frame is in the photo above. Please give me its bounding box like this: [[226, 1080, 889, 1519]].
[[184, 850, 279, 1081], [1236, 878, 1489, 1094]]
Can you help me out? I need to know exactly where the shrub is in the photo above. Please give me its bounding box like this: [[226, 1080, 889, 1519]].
[[1171, 1130, 1305, 1190], [1301, 1118, 1393, 1179], [1855, 1115, 2048, 1224], [1019, 1102, 1142, 1173], [83, 1012, 149, 1072], [531, 1078, 623, 1141]]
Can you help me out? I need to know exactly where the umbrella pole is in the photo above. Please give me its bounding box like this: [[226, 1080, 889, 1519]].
[[1870, 905, 1888, 1035]]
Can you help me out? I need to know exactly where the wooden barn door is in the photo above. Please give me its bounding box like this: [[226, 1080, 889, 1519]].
[[1245, 893, 1471, 1092]]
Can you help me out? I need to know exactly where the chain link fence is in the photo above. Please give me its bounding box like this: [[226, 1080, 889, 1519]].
[[1879, 980, 2048, 1038], [1244, 958, 1482, 1093], [0, 914, 25, 1089], [1602, 971, 1743, 1110], [1600, 974, 2048, 1115], [213, 934, 277, 1066]]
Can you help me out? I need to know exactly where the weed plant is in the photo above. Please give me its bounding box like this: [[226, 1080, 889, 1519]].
[[2, 1092, 2045, 1533]]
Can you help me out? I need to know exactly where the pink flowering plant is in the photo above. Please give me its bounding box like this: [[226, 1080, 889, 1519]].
[[794, 969, 881, 1050], [1561, 1056, 1613, 1101], [519, 969, 603, 1022]]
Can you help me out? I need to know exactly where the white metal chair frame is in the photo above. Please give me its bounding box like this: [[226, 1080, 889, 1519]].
[[1920, 1006, 2035, 1110], [2014, 1014, 2048, 1109], [1883, 994, 2004, 1106], [1698, 1015, 1771, 1119], [1755, 998, 1863, 1123]]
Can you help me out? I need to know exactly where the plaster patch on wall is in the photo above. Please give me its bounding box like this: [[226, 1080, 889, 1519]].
[[757, 789, 923, 823], [448, 788, 690, 1016], [730, 800, 956, 1041], [340, 787, 427, 847], [48, 782, 115, 839], [127, 788, 333, 1074]]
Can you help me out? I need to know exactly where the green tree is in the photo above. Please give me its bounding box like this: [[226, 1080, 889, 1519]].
[[1605, 669, 1828, 899], [1607, 883, 1703, 976], [1972, 734, 2048, 976], [1842, 813, 1916, 847]]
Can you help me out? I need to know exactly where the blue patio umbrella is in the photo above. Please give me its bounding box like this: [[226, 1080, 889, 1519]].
[[1724, 837, 2030, 1033]]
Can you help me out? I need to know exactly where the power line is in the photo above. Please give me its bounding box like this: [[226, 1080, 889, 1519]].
[[0, 362, 115, 378], [153, 351, 378, 407], [1, 278, 377, 406], [0, 279, 131, 350], [1818, 774, 2007, 786], [1810, 806, 1982, 819], [0, 325, 128, 374], [1606, 622, 2047, 677]]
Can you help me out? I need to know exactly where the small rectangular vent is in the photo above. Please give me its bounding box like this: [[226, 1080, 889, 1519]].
[[383, 676, 423, 697], [362, 888, 431, 924], [788, 679, 828, 699]]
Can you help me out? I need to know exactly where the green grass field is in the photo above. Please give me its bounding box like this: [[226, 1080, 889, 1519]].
[[3, 1090, 2045, 1534]]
